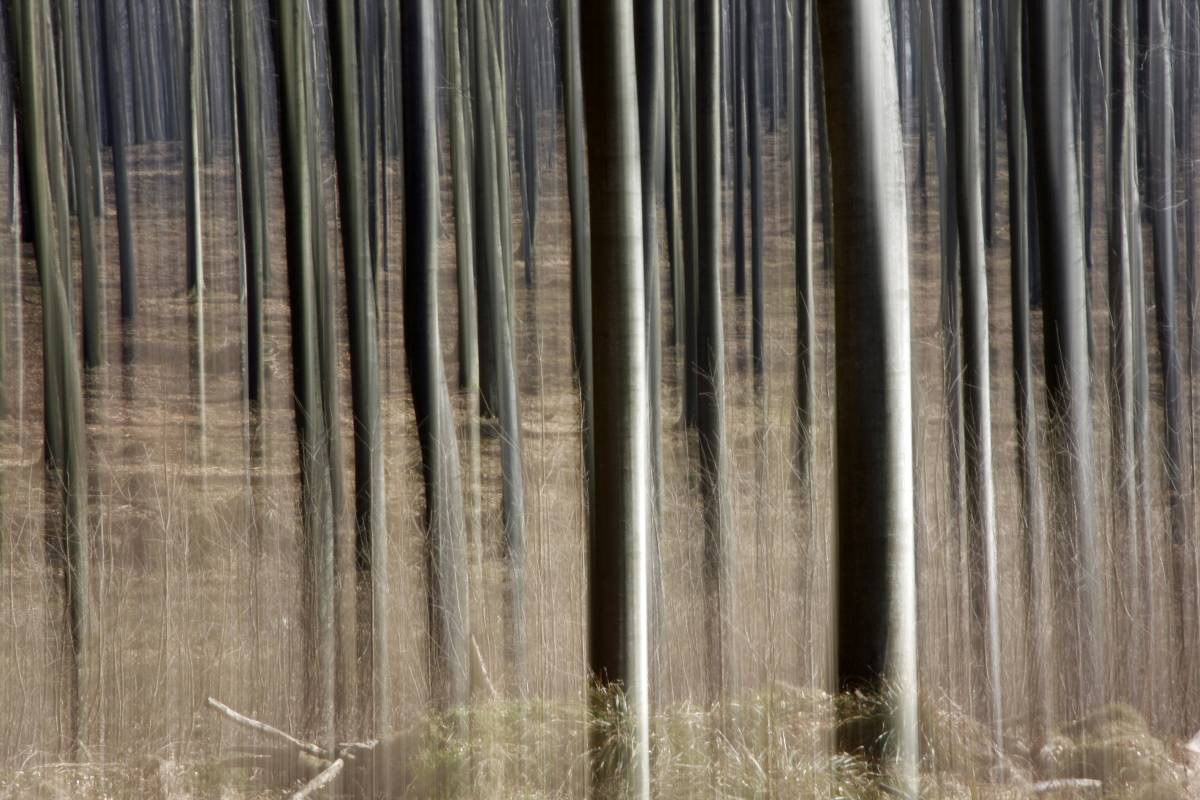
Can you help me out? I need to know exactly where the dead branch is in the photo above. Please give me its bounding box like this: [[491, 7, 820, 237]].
[[206, 697, 331, 761], [290, 757, 344, 800]]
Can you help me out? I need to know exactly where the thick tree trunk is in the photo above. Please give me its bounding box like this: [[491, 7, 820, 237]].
[[816, 0, 918, 785], [580, 1, 651, 794]]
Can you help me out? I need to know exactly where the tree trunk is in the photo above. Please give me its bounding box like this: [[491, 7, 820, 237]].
[[231, 0, 267, 408], [561, 0, 594, 545], [580, 1, 651, 794], [1007, 0, 1050, 753], [946, 0, 1003, 761], [58, 0, 103, 369], [793, 0, 814, 486], [1146, 0, 1190, 718], [747, 0, 765, 376], [1028, 0, 1105, 721], [327, 0, 387, 732], [816, 0, 918, 785], [401, 0, 472, 715], [270, 0, 338, 751], [11, 0, 91, 756], [696, 0, 734, 706], [1106, 0, 1146, 712], [99, 0, 136, 322]]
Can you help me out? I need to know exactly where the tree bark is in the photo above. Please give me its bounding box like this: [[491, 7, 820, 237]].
[[816, 0, 918, 785], [946, 0, 1003, 761], [580, 1, 652, 794], [401, 0, 472, 715], [1028, 0, 1105, 721], [696, 0, 734, 706]]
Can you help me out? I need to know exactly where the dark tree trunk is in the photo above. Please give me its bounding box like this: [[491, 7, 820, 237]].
[[580, 0, 652, 793]]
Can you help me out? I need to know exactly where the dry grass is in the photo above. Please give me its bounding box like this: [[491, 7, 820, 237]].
[[0, 110, 1197, 799]]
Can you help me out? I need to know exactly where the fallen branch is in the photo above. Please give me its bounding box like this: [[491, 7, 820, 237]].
[[207, 697, 331, 761], [290, 757, 344, 800], [1032, 779, 1102, 794]]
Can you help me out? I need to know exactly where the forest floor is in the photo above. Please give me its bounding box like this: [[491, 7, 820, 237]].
[[0, 117, 1197, 798]]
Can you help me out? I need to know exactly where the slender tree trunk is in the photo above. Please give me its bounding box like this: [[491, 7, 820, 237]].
[[183, 0, 202, 297], [401, 0, 471, 715], [58, 0, 103, 369], [444, 0, 485, 702], [270, 0, 337, 751], [679, 0, 699, 426], [816, 0, 918, 786], [634, 0, 667, 690], [231, 0, 267, 407], [946, 0, 1003, 761], [1106, 0, 1145, 711], [696, 0, 734, 705], [561, 0, 594, 544], [1007, 0, 1050, 753], [580, 2, 651, 795], [516, 0, 538, 289], [1146, 0, 1191, 717], [1028, 0, 1105, 722], [99, 0, 136, 322], [747, 0, 765, 376], [11, 0, 91, 756], [793, 0, 814, 484], [327, 0, 387, 732]]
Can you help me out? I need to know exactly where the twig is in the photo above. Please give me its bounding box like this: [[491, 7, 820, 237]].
[[206, 697, 331, 761], [290, 757, 344, 799]]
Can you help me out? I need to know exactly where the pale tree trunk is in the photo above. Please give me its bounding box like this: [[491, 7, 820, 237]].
[[633, 0, 667, 693], [444, 0, 485, 699], [816, 0, 918, 787], [580, 1, 651, 795]]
